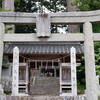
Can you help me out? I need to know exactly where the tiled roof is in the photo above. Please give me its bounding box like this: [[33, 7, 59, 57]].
[[4, 42, 84, 54]]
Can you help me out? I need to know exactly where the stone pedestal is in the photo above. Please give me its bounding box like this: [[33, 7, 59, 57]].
[[0, 84, 4, 94]]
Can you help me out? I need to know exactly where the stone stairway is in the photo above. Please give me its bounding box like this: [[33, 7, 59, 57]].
[[29, 77, 60, 96]]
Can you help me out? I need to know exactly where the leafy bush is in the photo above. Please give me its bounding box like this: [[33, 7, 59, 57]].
[[77, 65, 86, 90]]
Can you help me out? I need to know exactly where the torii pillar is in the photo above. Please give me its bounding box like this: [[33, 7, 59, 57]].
[[0, 22, 4, 94], [84, 22, 98, 100]]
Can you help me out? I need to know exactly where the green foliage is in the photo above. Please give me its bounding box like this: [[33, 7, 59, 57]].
[[77, 65, 86, 88], [72, 0, 100, 11], [93, 24, 100, 33], [15, 0, 20, 4], [0, 8, 11, 12], [15, 25, 36, 33], [5, 27, 13, 33], [0, 0, 2, 8], [2, 56, 9, 68], [77, 82, 85, 90], [94, 42, 100, 65], [14, 0, 67, 13], [42, 0, 67, 12]]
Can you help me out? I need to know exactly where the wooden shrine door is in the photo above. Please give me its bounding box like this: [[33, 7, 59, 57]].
[[60, 63, 71, 95], [19, 63, 29, 94]]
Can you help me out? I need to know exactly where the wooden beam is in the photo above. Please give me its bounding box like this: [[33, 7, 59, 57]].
[[60, 63, 81, 67], [26, 61, 29, 94]]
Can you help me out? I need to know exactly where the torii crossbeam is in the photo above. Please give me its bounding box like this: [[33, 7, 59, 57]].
[[0, 10, 100, 100]]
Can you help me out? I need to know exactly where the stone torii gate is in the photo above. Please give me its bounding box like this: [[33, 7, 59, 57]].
[[0, 10, 100, 100]]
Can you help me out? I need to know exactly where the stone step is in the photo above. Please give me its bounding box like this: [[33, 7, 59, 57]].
[[34, 77, 59, 85], [29, 77, 60, 95], [30, 85, 60, 95]]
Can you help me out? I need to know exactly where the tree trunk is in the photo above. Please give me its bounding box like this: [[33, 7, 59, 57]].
[[2, 0, 15, 33], [66, 0, 80, 33]]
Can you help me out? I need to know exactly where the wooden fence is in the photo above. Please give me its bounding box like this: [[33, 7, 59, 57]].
[[0, 96, 86, 100]]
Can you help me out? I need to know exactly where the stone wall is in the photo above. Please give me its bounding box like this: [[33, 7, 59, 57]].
[[0, 96, 87, 100], [1, 66, 12, 94]]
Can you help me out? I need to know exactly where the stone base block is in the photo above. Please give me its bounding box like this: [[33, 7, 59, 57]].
[[0, 84, 4, 94]]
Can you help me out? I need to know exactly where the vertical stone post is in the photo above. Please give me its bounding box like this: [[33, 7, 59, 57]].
[[2, 0, 14, 33], [83, 22, 98, 100], [2, 0, 14, 11], [0, 22, 4, 94], [12, 46, 19, 96], [70, 47, 77, 96]]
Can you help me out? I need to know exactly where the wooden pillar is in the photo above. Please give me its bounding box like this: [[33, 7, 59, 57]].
[[39, 66, 41, 77], [60, 63, 62, 94], [0, 22, 4, 94], [70, 47, 77, 96], [83, 22, 98, 100], [12, 46, 19, 96], [26, 61, 29, 94], [54, 67, 56, 77]]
